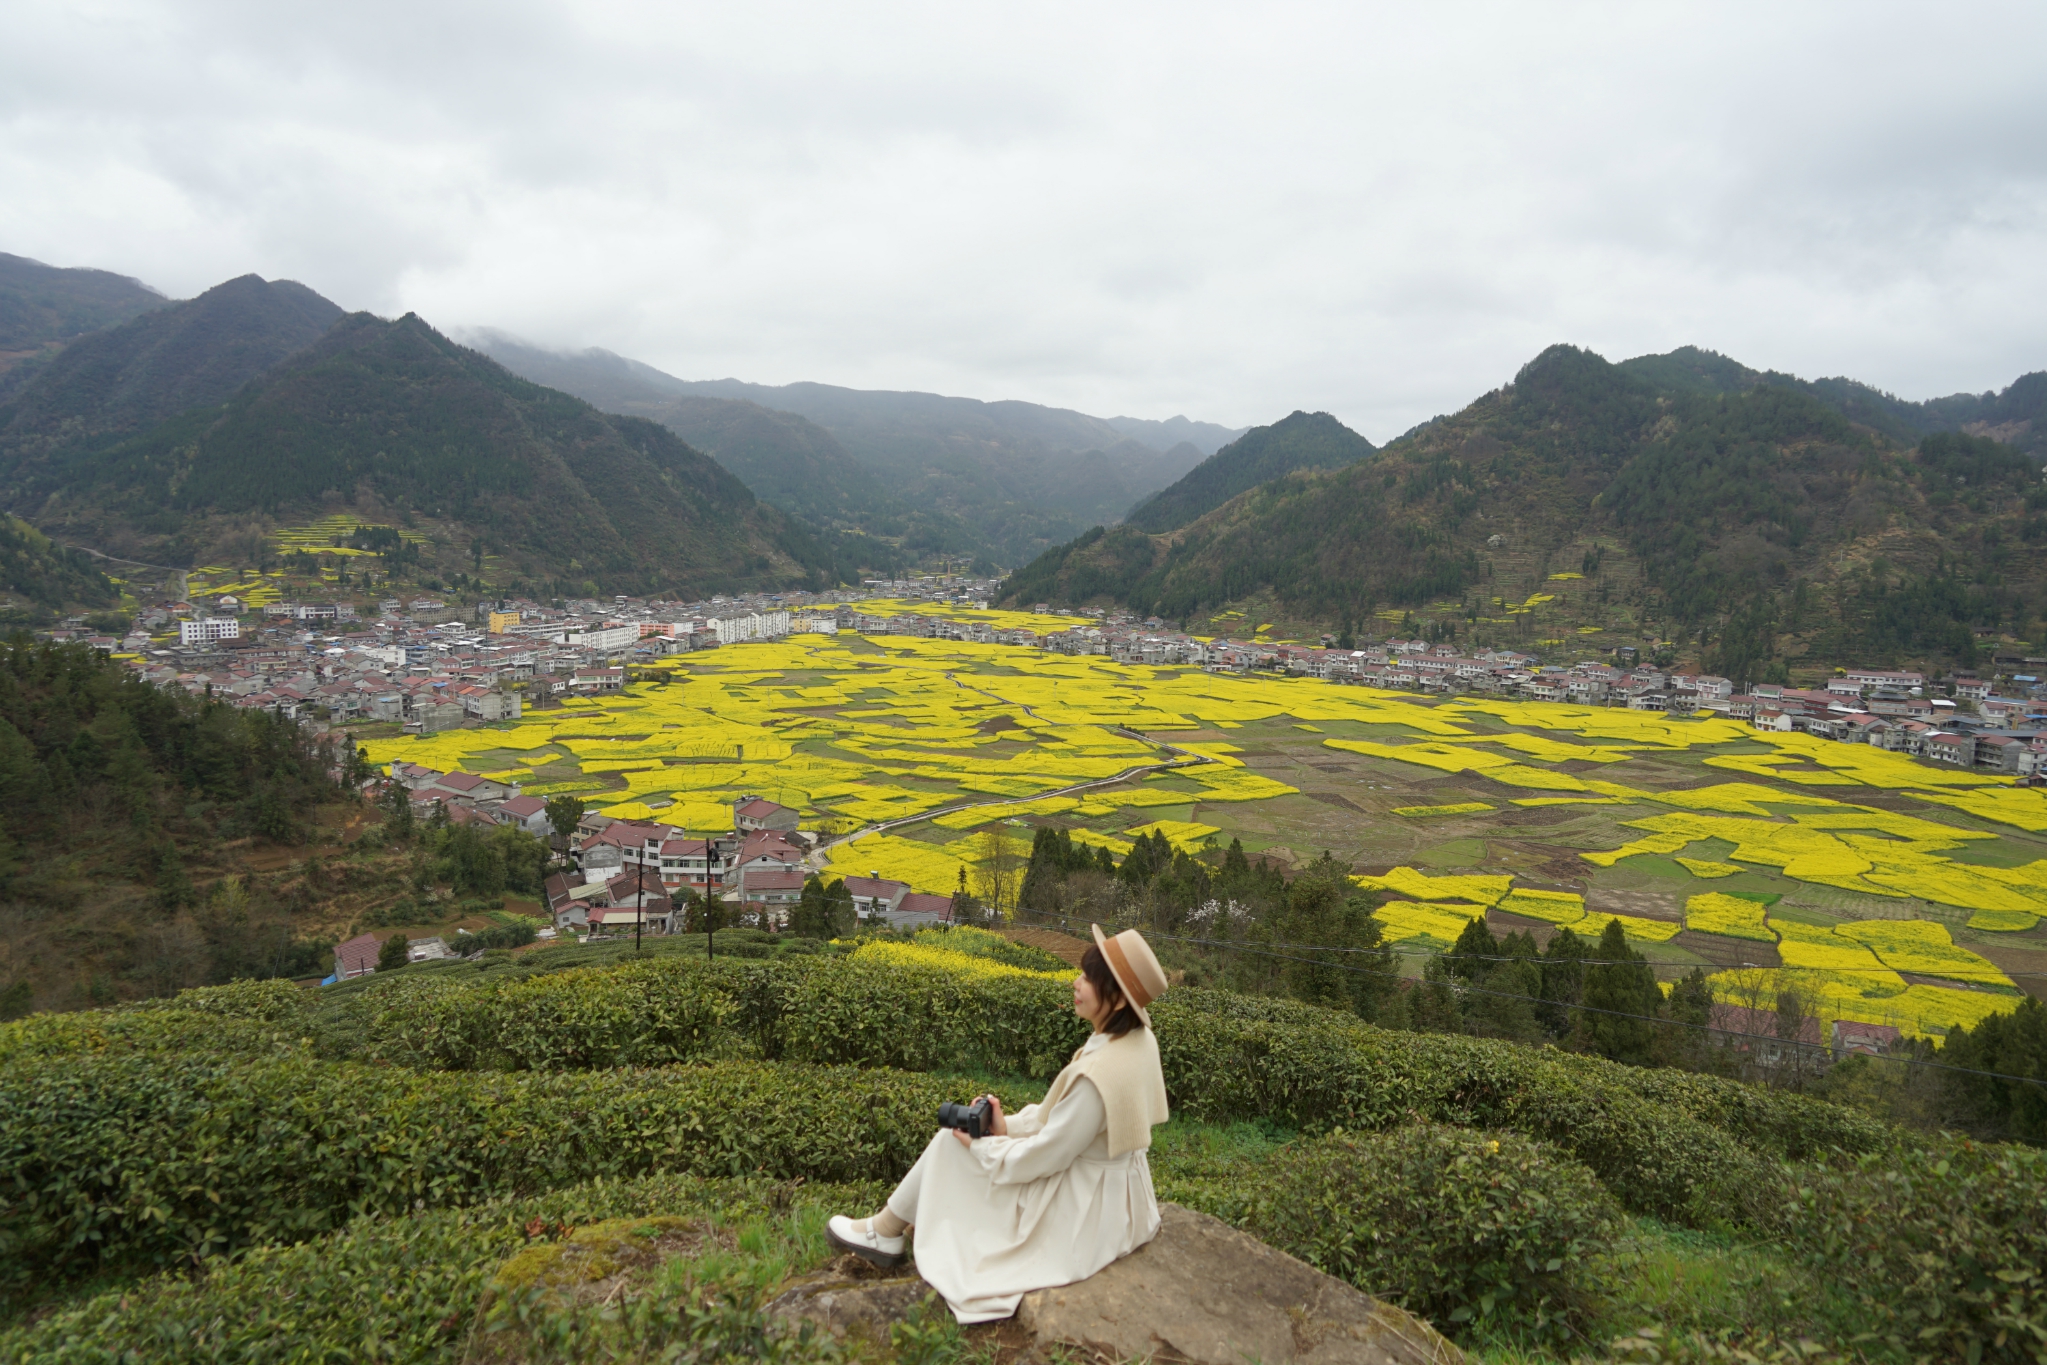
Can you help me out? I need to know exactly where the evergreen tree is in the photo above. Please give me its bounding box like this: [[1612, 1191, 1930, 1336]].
[[382, 781, 416, 841], [1659, 966, 1715, 1069], [1536, 926, 1589, 1037], [792, 873, 837, 938], [1579, 920, 1662, 1065], [1938, 995, 2047, 1145], [376, 934, 409, 972], [153, 842, 195, 912], [1413, 956, 1463, 1033], [1446, 915, 1497, 982]]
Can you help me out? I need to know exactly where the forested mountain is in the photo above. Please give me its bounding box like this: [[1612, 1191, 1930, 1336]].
[[1617, 345, 2047, 463], [0, 639, 343, 1015], [0, 514, 115, 621], [1124, 410, 1376, 533], [4, 311, 832, 597], [472, 335, 1238, 563], [0, 275, 344, 495], [1003, 344, 2047, 675], [466, 334, 968, 556], [0, 254, 169, 398]]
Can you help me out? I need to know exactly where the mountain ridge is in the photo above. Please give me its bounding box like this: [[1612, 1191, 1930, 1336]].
[[470, 334, 1243, 563], [7, 309, 828, 595], [1002, 343, 2047, 675], [1124, 410, 1376, 534], [0, 275, 345, 503]]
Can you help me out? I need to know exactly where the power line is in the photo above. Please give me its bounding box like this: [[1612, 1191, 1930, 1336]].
[[1011, 909, 2046, 1091]]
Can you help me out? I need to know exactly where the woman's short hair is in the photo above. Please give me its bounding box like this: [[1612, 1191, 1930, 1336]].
[[1079, 944, 1145, 1038]]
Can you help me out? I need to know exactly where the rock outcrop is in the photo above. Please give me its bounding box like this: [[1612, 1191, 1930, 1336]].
[[768, 1202, 1463, 1364]]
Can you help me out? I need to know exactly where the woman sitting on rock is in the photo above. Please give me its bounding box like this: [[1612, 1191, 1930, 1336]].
[[827, 926, 1171, 1323]]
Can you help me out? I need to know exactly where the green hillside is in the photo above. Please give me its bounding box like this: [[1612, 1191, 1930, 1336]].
[[1004, 344, 2047, 674], [0, 273, 344, 503], [0, 513, 116, 621], [6, 312, 832, 596], [1124, 409, 1376, 533], [0, 253, 169, 399]]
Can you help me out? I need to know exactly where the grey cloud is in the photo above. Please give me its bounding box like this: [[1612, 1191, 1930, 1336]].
[[2, 0, 2042, 440]]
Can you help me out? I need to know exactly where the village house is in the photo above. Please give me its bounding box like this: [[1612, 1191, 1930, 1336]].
[[733, 795, 800, 832], [879, 891, 955, 929], [843, 875, 910, 919], [488, 794, 552, 836], [1832, 1020, 1901, 1057], [333, 932, 381, 980]]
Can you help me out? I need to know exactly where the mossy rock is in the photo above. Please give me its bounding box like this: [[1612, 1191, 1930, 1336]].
[[489, 1215, 728, 1302]]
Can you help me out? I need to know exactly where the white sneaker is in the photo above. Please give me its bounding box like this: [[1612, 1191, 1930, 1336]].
[[826, 1214, 907, 1269]]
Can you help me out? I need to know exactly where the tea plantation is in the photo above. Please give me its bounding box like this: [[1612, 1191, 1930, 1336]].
[[3, 949, 2044, 1363]]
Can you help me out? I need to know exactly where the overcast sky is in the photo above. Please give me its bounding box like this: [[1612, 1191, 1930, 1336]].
[[5, 2, 2044, 440]]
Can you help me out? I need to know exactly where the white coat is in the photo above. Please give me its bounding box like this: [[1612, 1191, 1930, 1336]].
[[885, 1031, 1163, 1323]]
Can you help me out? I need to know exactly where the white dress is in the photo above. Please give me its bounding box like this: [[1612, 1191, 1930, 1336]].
[[884, 1032, 1164, 1323]]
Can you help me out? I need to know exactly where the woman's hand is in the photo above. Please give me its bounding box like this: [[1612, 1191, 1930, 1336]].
[[949, 1095, 1006, 1148]]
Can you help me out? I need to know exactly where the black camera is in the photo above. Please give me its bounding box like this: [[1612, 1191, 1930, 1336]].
[[937, 1096, 996, 1139]]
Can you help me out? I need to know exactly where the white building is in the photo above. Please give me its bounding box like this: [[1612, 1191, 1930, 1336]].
[[179, 618, 241, 646], [709, 610, 792, 645], [559, 623, 638, 654]]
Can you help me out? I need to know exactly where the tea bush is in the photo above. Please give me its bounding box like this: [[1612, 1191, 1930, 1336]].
[[27, 957, 1896, 1228], [0, 1171, 889, 1364], [362, 958, 742, 1070], [1231, 1124, 1621, 1344], [0, 1051, 1023, 1286], [1769, 1137, 2047, 1364]]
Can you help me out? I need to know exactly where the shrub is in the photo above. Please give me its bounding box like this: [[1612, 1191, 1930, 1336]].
[[0, 1007, 305, 1066], [0, 1172, 889, 1363], [0, 1052, 1020, 1286], [1770, 1137, 2047, 1364], [1232, 1124, 1621, 1344], [325, 958, 1889, 1223], [779, 957, 1089, 1080], [363, 958, 740, 1070], [125, 976, 313, 1023], [1148, 991, 1771, 1224]]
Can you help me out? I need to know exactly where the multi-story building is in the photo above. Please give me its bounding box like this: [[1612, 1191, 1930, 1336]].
[[178, 617, 241, 646]]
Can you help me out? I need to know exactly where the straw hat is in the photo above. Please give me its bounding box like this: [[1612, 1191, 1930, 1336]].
[[1090, 924, 1169, 1027]]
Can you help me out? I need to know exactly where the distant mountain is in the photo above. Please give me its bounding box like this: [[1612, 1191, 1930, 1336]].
[[470, 336, 1233, 563], [0, 253, 170, 398], [9, 312, 830, 596], [1103, 414, 1245, 455], [0, 513, 115, 620], [0, 253, 168, 351], [1124, 411, 1376, 534], [466, 334, 902, 531], [1617, 345, 2047, 462], [0, 274, 345, 503], [1003, 344, 2047, 676]]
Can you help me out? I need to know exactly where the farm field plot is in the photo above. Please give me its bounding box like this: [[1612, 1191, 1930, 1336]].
[[357, 634, 2047, 1042]]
